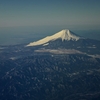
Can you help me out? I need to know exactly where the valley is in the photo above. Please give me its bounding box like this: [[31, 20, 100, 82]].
[[0, 29, 100, 100]]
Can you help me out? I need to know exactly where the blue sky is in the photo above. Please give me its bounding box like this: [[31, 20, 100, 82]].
[[0, 0, 100, 32], [0, 0, 100, 45]]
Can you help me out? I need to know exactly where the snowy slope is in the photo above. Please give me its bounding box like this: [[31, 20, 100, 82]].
[[27, 29, 82, 47]]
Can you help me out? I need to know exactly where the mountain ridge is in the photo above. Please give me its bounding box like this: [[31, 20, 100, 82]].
[[26, 29, 83, 47]]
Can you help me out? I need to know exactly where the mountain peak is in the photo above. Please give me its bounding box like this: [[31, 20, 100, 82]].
[[57, 29, 81, 40], [27, 29, 82, 47], [58, 29, 70, 37], [61, 29, 70, 33], [57, 29, 70, 35]]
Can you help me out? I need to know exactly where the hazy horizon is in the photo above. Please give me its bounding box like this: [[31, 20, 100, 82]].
[[0, 0, 100, 45], [0, 28, 100, 45]]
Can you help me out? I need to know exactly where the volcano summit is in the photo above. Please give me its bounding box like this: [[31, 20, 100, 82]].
[[27, 29, 83, 47]]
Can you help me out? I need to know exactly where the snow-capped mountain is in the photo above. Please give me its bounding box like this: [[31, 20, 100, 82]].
[[27, 29, 83, 47], [0, 29, 100, 100]]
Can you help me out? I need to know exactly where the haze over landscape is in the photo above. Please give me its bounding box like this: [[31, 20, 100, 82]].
[[0, 1, 100, 100], [0, 0, 100, 45]]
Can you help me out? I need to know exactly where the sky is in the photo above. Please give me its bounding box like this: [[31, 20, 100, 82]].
[[0, 0, 100, 29], [0, 0, 100, 44]]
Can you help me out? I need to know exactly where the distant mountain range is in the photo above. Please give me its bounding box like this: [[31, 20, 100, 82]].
[[0, 29, 100, 100]]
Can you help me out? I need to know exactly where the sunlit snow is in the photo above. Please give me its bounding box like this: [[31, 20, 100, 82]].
[[27, 29, 82, 47]]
